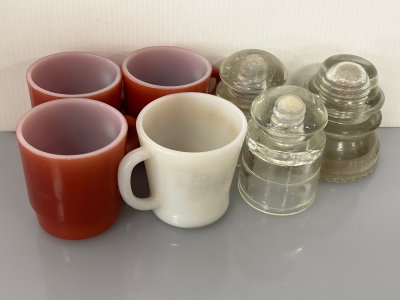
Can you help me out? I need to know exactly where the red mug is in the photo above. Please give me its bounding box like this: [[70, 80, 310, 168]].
[[16, 98, 132, 240], [26, 52, 122, 110], [122, 46, 221, 118]]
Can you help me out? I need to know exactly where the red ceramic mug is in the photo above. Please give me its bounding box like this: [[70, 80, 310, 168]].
[[16, 98, 131, 240], [122, 46, 221, 118], [26, 52, 122, 110]]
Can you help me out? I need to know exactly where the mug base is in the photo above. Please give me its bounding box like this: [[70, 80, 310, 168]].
[[36, 206, 120, 240], [153, 203, 229, 228]]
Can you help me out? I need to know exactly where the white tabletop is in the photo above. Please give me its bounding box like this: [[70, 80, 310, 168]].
[[0, 128, 399, 300]]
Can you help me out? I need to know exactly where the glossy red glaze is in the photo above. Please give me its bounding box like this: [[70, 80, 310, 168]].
[[26, 52, 122, 110], [122, 46, 220, 118], [16, 99, 128, 240]]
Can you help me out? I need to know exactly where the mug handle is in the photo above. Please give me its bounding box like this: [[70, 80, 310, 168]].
[[208, 66, 221, 95], [124, 115, 140, 153], [118, 146, 161, 210]]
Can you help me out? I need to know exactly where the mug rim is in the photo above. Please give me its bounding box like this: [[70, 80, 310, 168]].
[[136, 92, 247, 156], [26, 51, 122, 98], [122, 46, 212, 90], [16, 98, 128, 160]]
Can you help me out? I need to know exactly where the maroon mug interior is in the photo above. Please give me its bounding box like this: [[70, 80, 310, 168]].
[[125, 47, 209, 86], [20, 99, 123, 155], [30, 53, 119, 95]]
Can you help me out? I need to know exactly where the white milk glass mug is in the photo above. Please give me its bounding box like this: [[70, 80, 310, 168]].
[[118, 92, 247, 228]]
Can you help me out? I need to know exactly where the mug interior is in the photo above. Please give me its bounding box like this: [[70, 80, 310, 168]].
[[141, 94, 243, 152], [126, 48, 209, 86], [29, 53, 119, 95], [20, 100, 123, 155]]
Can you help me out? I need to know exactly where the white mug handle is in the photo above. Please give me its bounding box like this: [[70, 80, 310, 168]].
[[118, 146, 160, 210]]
